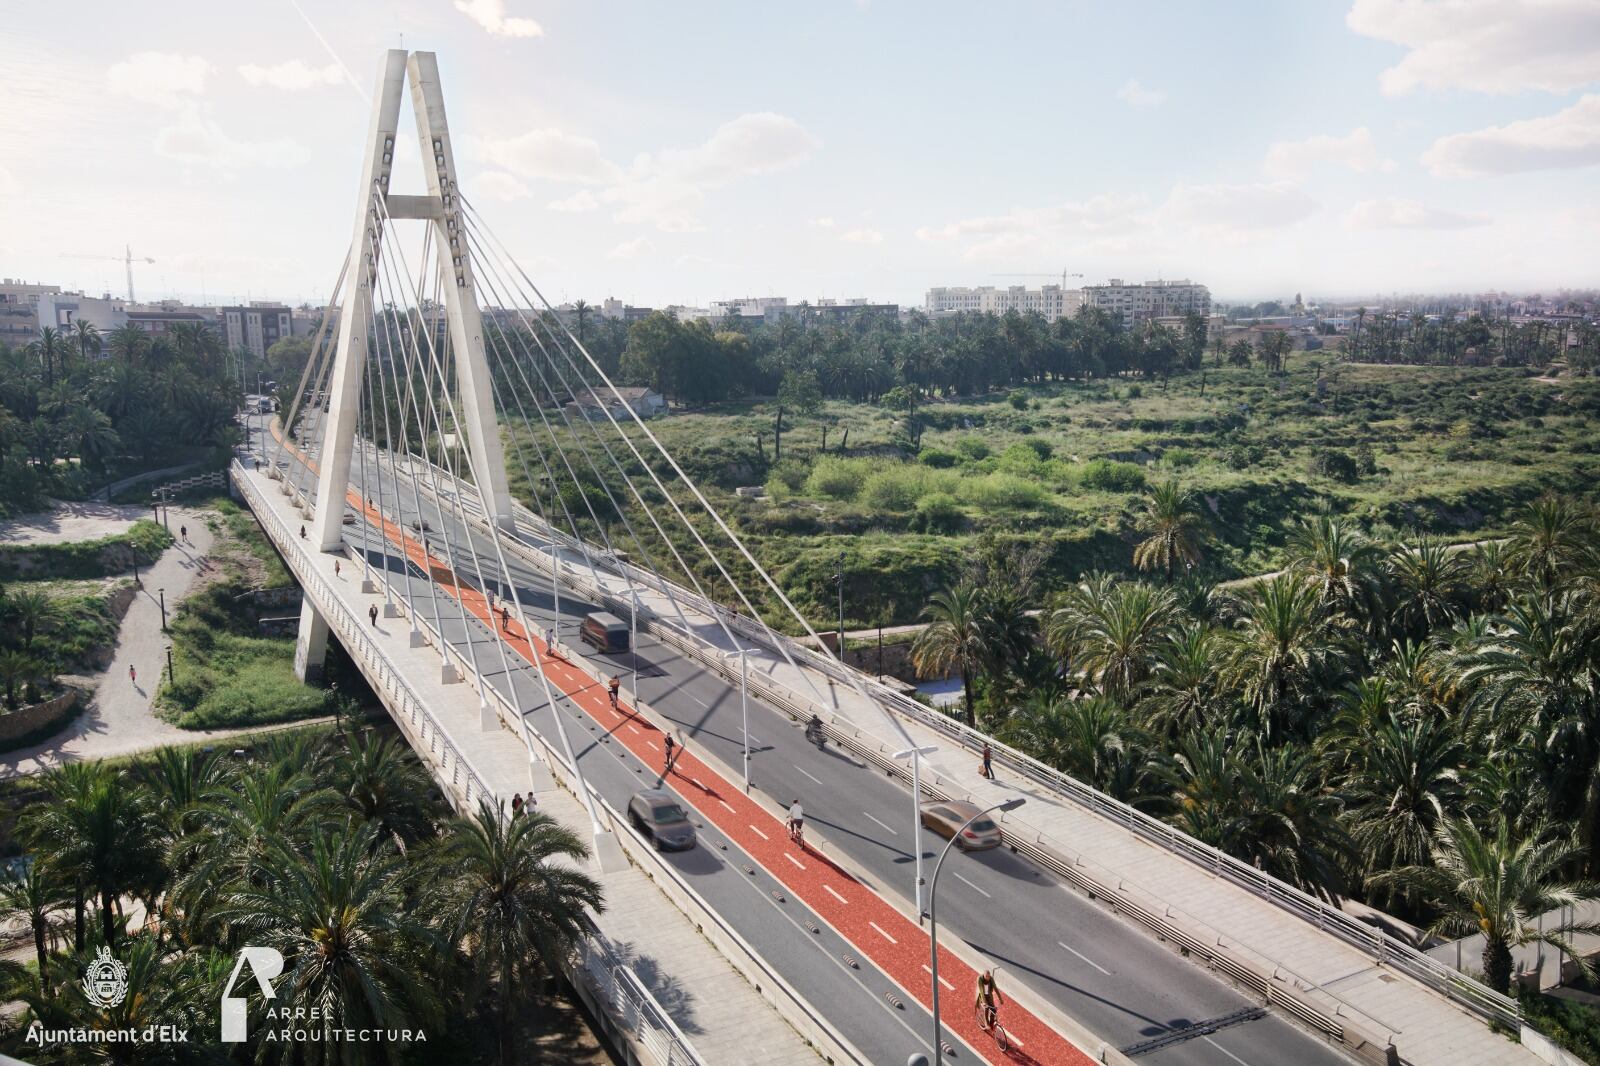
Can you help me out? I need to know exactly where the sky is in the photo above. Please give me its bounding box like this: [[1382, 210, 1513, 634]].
[[2, 0, 1598, 308]]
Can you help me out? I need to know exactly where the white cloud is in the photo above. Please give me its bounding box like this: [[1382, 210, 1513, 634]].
[[1262, 127, 1396, 179], [475, 171, 530, 201], [1116, 78, 1165, 108], [467, 129, 621, 183], [607, 237, 655, 260], [1423, 95, 1600, 176], [1347, 0, 1600, 95], [106, 52, 210, 107], [238, 59, 343, 91], [808, 216, 836, 228], [840, 228, 883, 244], [454, 0, 544, 38], [154, 105, 309, 171], [547, 189, 599, 212], [1344, 197, 1490, 229], [1161, 181, 1318, 231]]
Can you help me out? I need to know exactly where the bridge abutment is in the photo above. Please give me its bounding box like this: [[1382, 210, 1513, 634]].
[[293, 598, 330, 683]]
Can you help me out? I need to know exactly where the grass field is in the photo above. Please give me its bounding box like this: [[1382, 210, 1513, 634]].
[[506, 356, 1600, 629]]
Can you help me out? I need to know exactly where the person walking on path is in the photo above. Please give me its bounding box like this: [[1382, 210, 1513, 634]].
[[500, 604, 511, 631], [368, 604, 379, 628], [299, 524, 306, 539], [981, 742, 993, 779], [334, 560, 342, 579], [608, 674, 621, 709], [511, 793, 524, 817], [663, 734, 675, 774], [179, 524, 188, 542], [128, 665, 137, 685]]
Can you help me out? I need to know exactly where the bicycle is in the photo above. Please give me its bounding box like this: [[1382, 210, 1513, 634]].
[[976, 1002, 1009, 1051]]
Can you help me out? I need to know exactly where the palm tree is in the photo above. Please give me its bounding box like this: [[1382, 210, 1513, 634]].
[[217, 822, 444, 1038], [443, 803, 604, 1066], [1224, 575, 1349, 740], [1048, 578, 1180, 702], [63, 405, 120, 470], [1505, 496, 1597, 589], [1340, 715, 1467, 893], [911, 583, 986, 727], [1371, 819, 1600, 994], [0, 860, 66, 995], [1387, 538, 1468, 639], [334, 731, 443, 847], [572, 299, 592, 347], [0, 650, 39, 708], [1132, 478, 1209, 583], [31, 326, 64, 389], [72, 318, 101, 364], [1284, 515, 1382, 625], [1143, 623, 1225, 736], [107, 323, 147, 368], [1225, 741, 1353, 900]]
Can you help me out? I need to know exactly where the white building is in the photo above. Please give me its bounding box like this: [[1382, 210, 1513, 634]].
[[36, 291, 128, 334], [924, 284, 1083, 320], [221, 303, 292, 360], [1083, 279, 1210, 327]]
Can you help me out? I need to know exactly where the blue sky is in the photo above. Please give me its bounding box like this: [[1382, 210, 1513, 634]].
[[3, 0, 1598, 307]]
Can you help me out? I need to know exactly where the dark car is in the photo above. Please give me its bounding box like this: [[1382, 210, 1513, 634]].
[[627, 789, 696, 851], [919, 800, 1003, 851], [580, 611, 630, 653]]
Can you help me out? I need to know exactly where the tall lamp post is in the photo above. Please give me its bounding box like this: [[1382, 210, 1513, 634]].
[[158, 587, 167, 632], [928, 798, 1025, 1062], [739, 645, 750, 793], [892, 745, 938, 917], [629, 588, 640, 706], [833, 558, 846, 662]]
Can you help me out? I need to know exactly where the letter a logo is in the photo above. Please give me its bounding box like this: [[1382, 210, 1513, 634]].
[[221, 946, 284, 1042]]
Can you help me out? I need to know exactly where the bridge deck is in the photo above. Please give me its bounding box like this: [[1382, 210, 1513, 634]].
[[235, 460, 823, 1066]]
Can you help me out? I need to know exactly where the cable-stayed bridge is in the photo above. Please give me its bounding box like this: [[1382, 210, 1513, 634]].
[[232, 49, 1544, 1066]]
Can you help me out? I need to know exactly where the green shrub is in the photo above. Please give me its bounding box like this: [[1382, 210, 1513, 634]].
[[1309, 448, 1361, 482], [918, 448, 959, 469], [1019, 438, 1053, 460], [765, 458, 809, 497], [912, 492, 965, 533], [805, 456, 873, 500], [862, 467, 927, 511], [960, 473, 1048, 510], [1163, 448, 1201, 470], [1079, 459, 1146, 493], [1007, 390, 1029, 410], [955, 437, 991, 461], [997, 442, 1047, 476]]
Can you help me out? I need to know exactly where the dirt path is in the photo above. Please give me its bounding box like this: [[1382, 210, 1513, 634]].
[[0, 500, 145, 546]]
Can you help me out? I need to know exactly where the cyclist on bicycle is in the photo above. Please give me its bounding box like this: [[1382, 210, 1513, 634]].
[[975, 969, 1003, 1025], [608, 674, 621, 709], [787, 798, 805, 844]]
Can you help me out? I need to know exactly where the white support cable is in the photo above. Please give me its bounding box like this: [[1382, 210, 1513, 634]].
[[372, 194, 605, 834], [463, 238, 708, 640], [463, 200, 904, 741], [273, 256, 348, 474], [360, 323, 393, 608], [367, 294, 423, 631], [291, 300, 349, 508], [373, 221, 481, 686], [461, 210, 820, 705]]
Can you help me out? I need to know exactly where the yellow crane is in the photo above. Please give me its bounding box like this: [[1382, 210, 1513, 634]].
[[60, 245, 155, 302]]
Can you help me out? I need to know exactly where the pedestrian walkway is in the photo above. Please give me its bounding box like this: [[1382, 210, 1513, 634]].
[[0, 512, 277, 778]]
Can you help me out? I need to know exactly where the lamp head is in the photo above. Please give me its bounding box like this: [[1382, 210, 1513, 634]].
[[997, 798, 1025, 813]]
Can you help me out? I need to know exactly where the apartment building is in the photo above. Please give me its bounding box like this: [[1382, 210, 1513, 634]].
[[221, 302, 292, 360], [0, 278, 60, 350], [924, 284, 1083, 320], [1083, 278, 1211, 327]]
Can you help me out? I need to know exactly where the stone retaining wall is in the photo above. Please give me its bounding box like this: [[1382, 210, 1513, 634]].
[[0, 688, 81, 747]]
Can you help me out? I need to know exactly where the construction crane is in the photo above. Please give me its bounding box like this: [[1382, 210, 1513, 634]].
[[990, 270, 1085, 288], [60, 245, 155, 302]]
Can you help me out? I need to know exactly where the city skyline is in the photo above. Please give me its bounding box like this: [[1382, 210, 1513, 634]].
[[3, 1, 1598, 308]]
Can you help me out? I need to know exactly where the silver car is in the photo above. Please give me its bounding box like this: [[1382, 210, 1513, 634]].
[[628, 789, 696, 851]]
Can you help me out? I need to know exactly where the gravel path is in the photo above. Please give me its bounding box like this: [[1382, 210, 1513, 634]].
[[0, 500, 145, 547], [0, 509, 292, 778]]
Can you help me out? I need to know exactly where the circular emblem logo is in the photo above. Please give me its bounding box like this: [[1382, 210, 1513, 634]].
[[82, 946, 128, 1009]]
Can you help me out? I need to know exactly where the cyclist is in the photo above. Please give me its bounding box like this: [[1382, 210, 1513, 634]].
[[608, 674, 621, 709], [975, 969, 1003, 1028], [787, 798, 805, 844]]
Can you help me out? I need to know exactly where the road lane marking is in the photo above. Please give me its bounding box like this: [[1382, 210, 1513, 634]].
[[953, 872, 991, 898], [691, 777, 708, 791], [645, 740, 659, 751], [784, 853, 807, 871], [718, 800, 736, 813], [863, 812, 898, 835], [823, 884, 848, 905], [868, 921, 897, 945], [626, 723, 640, 735], [1057, 940, 1111, 975], [1204, 1037, 1250, 1066], [796, 767, 822, 784], [921, 964, 956, 991], [748, 824, 769, 841]]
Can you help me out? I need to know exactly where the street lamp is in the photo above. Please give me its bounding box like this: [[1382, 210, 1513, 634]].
[[629, 588, 640, 706], [892, 745, 938, 917], [131, 559, 141, 588], [739, 646, 750, 793], [833, 560, 846, 662], [158, 587, 167, 632], [928, 798, 1025, 1062], [165, 644, 174, 683]]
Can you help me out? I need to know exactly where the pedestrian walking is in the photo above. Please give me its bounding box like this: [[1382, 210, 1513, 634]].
[[500, 604, 511, 630], [334, 560, 342, 578], [369, 604, 379, 628], [129, 664, 137, 684], [608, 674, 621, 709], [299, 524, 306, 539], [981, 742, 993, 779], [511, 793, 524, 817], [180, 524, 188, 542], [663, 734, 675, 773]]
